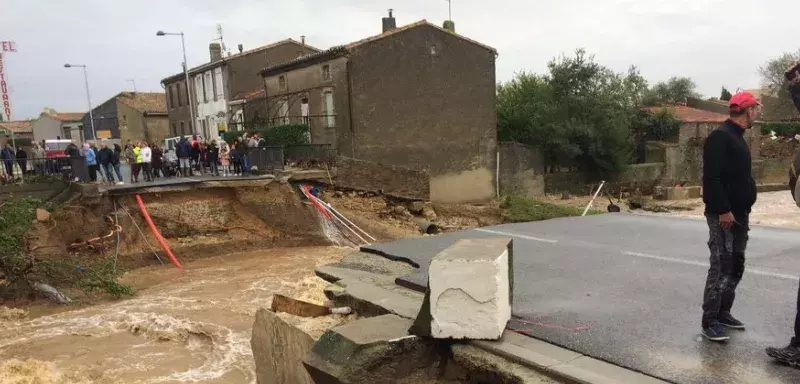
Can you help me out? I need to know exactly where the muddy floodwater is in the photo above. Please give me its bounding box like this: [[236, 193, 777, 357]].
[[0, 246, 351, 384]]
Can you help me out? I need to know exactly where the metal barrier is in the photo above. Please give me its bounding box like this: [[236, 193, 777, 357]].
[[0, 156, 90, 183], [284, 144, 335, 167], [247, 146, 285, 172]]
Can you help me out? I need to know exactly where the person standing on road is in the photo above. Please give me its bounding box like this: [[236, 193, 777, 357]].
[[767, 61, 800, 364], [1, 143, 14, 177], [219, 141, 231, 176], [140, 142, 153, 182], [131, 142, 143, 183], [84, 143, 99, 183], [15, 146, 27, 175], [176, 136, 191, 177], [151, 144, 164, 179], [700, 91, 760, 342]]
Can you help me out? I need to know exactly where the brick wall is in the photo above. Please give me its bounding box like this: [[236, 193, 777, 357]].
[[334, 156, 430, 200]]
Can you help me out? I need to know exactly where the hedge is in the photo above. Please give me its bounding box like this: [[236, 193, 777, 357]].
[[760, 123, 800, 137]]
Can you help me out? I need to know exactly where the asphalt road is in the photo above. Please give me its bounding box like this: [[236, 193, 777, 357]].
[[361, 213, 800, 384]]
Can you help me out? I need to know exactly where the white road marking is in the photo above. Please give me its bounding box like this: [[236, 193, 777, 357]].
[[622, 251, 799, 280], [475, 228, 558, 243]]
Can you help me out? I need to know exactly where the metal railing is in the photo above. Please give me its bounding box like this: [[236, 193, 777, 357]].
[[247, 146, 285, 172], [284, 144, 335, 167], [1, 156, 90, 184]]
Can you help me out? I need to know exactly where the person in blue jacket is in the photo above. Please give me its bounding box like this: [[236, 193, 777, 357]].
[[83, 143, 98, 183], [176, 136, 192, 177], [1, 143, 14, 178]]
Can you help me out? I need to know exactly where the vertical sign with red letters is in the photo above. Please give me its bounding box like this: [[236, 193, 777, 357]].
[[0, 41, 16, 121]]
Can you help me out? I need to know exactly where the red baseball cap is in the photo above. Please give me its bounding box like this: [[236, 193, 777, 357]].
[[729, 91, 761, 112]]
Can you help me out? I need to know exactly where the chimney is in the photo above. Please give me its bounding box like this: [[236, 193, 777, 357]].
[[443, 20, 456, 33], [382, 9, 396, 33], [237, 44, 243, 54], [209, 42, 222, 62]]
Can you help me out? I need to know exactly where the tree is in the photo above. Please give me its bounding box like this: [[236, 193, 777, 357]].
[[643, 77, 700, 106], [720, 87, 732, 101], [759, 51, 800, 120], [497, 49, 638, 175]]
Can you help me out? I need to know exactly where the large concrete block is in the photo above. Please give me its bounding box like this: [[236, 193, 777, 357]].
[[251, 308, 315, 384], [427, 238, 513, 340]]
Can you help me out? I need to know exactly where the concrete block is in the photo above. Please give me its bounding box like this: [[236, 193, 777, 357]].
[[428, 238, 513, 340], [251, 308, 315, 384], [303, 314, 437, 384]]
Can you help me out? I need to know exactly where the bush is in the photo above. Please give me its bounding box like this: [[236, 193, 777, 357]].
[[632, 108, 681, 141], [760, 123, 800, 137], [223, 124, 311, 146], [0, 198, 40, 295], [501, 195, 593, 223]]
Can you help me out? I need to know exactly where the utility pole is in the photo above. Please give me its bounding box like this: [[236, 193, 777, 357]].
[[446, 0, 452, 20]]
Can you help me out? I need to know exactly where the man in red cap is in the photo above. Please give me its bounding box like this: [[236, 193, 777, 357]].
[[700, 90, 761, 341], [767, 60, 800, 365]]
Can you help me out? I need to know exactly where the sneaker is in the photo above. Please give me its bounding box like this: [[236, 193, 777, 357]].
[[766, 345, 800, 367], [702, 324, 730, 342], [719, 313, 745, 329], [116, 181, 124, 185]]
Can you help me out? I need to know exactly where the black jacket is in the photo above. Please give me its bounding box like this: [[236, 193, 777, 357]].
[[703, 120, 757, 215], [97, 147, 117, 165], [787, 77, 800, 199]]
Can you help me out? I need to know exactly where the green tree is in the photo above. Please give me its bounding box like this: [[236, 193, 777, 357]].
[[720, 87, 732, 101], [497, 49, 637, 175], [643, 77, 700, 106]]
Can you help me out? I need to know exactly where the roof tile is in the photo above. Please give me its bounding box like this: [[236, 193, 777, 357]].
[[642, 106, 729, 123], [116, 92, 167, 114], [0, 120, 33, 134]]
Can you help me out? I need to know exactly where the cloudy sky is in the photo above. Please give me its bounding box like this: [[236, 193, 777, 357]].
[[1, 0, 795, 120]]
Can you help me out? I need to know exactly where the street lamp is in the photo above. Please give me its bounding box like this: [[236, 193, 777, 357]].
[[156, 30, 197, 135], [64, 63, 97, 140]]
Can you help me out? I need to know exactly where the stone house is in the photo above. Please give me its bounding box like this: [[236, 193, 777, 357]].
[[31, 108, 85, 143], [83, 92, 169, 145], [257, 13, 498, 203], [0, 120, 33, 145], [161, 39, 319, 140]]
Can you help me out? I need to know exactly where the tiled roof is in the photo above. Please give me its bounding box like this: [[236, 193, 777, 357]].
[[233, 88, 266, 101], [54, 112, 85, 122], [642, 106, 729, 123], [161, 39, 321, 84], [0, 120, 33, 134], [115, 91, 167, 114], [259, 20, 496, 77]]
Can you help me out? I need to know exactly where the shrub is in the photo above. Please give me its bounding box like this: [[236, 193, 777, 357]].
[[760, 123, 800, 137], [501, 195, 593, 223]]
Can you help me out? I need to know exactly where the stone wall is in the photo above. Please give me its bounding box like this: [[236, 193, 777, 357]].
[[498, 142, 544, 197], [334, 156, 430, 200]]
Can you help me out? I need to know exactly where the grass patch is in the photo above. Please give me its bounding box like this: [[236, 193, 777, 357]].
[[501, 195, 595, 223]]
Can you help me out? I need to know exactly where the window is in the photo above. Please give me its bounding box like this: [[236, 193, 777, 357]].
[[301, 97, 309, 125], [180, 121, 185, 135], [204, 71, 213, 103], [279, 75, 286, 91], [323, 91, 335, 128], [178, 83, 184, 106], [171, 122, 177, 137], [214, 68, 224, 100], [201, 119, 208, 138], [168, 85, 175, 108], [278, 98, 289, 125], [195, 76, 203, 105], [322, 65, 331, 81]]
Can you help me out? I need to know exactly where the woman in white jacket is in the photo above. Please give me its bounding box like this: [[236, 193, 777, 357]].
[[140, 142, 153, 182]]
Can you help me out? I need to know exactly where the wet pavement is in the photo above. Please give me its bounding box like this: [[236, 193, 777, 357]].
[[362, 213, 800, 384]]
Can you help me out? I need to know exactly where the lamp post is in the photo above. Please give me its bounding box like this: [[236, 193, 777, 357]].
[[64, 63, 96, 140], [157, 30, 196, 135]]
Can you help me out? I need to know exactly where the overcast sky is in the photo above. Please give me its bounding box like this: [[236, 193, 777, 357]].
[[1, 0, 795, 120]]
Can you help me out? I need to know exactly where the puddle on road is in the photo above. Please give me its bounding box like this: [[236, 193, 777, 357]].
[[0, 246, 351, 384]]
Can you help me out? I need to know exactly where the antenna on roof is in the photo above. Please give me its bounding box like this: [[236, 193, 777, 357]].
[[215, 23, 230, 56]]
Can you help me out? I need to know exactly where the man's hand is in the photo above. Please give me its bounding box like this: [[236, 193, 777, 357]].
[[719, 212, 735, 229]]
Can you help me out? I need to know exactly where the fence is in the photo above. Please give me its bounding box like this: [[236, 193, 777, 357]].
[[1, 156, 90, 184], [284, 144, 336, 167], [247, 146, 285, 172]]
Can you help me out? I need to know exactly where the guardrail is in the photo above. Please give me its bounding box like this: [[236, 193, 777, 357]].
[[1, 156, 89, 184], [247, 146, 285, 172], [284, 144, 336, 167]]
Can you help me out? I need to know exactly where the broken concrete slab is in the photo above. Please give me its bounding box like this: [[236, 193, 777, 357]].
[[548, 356, 668, 384], [451, 344, 562, 384], [412, 238, 513, 340], [251, 308, 315, 384], [303, 314, 439, 384]]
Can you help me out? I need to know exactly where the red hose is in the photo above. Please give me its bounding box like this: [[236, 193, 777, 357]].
[[302, 185, 332, 220], [135, 194, 182, 269]]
